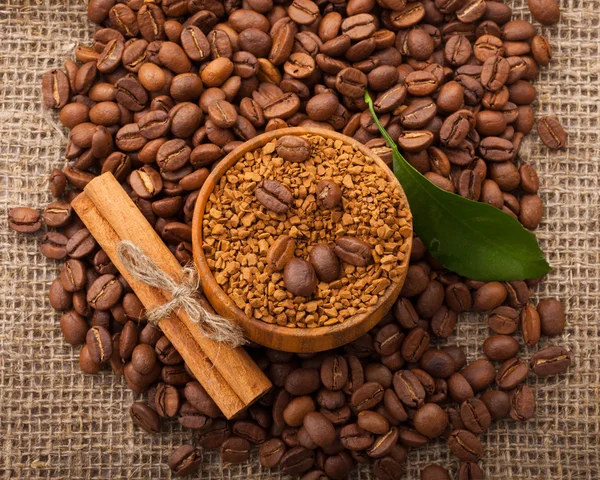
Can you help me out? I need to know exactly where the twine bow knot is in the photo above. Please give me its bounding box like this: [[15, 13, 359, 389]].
[[116, 240, 246, 347]]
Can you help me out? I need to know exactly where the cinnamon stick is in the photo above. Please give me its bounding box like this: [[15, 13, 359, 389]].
[[72, 174, 272, 416], [83, 174, 271, 406], [72, 192, 246, 418]]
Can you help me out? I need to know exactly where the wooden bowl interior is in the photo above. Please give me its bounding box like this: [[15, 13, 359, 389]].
[[192, 127, 412, 353]]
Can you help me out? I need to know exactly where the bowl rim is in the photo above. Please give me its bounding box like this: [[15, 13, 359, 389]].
[[192, 127, 413, 352]]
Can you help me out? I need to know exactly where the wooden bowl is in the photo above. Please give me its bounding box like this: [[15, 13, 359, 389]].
[[192, 127, 412, 353]]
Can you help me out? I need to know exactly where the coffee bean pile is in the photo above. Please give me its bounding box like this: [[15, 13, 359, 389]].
[[203, 134, 411, 327], [7, 0, 572, 476]]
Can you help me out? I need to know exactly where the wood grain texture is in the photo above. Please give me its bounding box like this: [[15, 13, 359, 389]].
[[192, 127, 412, 353]]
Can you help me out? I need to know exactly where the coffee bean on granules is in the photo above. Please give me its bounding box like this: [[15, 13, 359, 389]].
[[202, 134, 412, 328]]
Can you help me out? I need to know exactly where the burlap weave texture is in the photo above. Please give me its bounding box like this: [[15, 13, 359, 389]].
[[0, 0, 598, 478]]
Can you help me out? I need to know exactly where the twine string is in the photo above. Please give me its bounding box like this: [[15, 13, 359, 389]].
[[116, 241, 246, 347]]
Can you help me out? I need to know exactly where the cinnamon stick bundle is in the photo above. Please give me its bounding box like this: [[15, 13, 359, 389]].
[[71, 173, 271, 419]]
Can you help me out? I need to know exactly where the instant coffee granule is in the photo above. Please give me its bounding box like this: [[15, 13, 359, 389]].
[[202, 134, 412, 327]]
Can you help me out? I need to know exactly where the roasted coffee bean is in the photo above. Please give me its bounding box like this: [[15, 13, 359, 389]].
[[49, 168, 67, 197], [85, 325, 112, 364], [373, 455, 404, 480], [284, 52, 316, 80], [528, 0, 561, 25], [334, 236, 373, 267], [256, 179, 293, 213], [420, 349, 455, 379], [283, 258, 318, 297], [302, 412, 335, 447], [195, 419, 231, 449], [479, 390, 510, 420], [182, 381, 220, 418], [401, 327, 430, 363], [357, 411, 390, 435], [275, 135, 311, 164], [260, 438, 287, 468], [460, 398, 491, 435], [521, 303, 541, 347], [156, 139, 190, 172], [320, 354, 348, 391], [42, 69, 70, 109], [130, 402, 161, 434], [496, 357, 530, 390], [531, 346, 570, 376], [374, 324, 404, 356], [324, 451, 355, 479], [162, 364, 192, 386], [60, 311, 89, 345], [40, 232, 69, 260], [206, 99, 237, 129], [154, 383, 181, 417], [80, 345, 102, 374], [351, 382, 385, 412], [130, 166, 163, 199], [397, 426, 428, 448], [536, 298, 566, 336], [284, 368, 321, 396], [457, 170, 482, 200], [405, 70, 438, 96], [413, 403, 448, 438], [509, 384, 535, 421], [531, 34, 553, 67], [440, 110, 472, 148], [340, 423, 374, 450], [401, 264, 430, 297], [42, 200, 72, 228], [59, 259, 87, 292], [397, 130, 434, 152], [392, 297, 418, 330], [445, 282, 472, 312], [416, 280, 445, 319], [448, 429, 483, 462], [503, 280, 530, 308], [488, 306, 519, 334], [283, 396, 316, 427], [393, 371, 425, 408], [336, 68, 368, 99], [8, 207, 42, 233], [342, 13, 377, 40], [366, 426, 398, 458], [168, 444, 202, 476], [461, 359, 496, 392], [457, 461, 484, 480], [267, 235, 296, 272], [120, 321, 139, 359], [473, 281, 507, 311], [232, 420, 267, 445], [519, 193, 543, 229], [482, 335, 519, 362], [280, 446, 315, 476], [447, 373, 474, 404], [131, 343, 157, 375], [313, 180, 343, 211], [443, 346, 467, 372], [156, 336, 183, 365], [87, 274, 123, 310], [316, 389, 345, 411], [421, 464, 451, 480], [307, 244, 340, 283]]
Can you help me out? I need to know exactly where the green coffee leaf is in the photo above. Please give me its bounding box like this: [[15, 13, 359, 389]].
[[365, 92, 550, 281]]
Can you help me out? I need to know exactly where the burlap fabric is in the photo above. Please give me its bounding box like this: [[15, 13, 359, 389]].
[[0, 0, 598, 478]]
